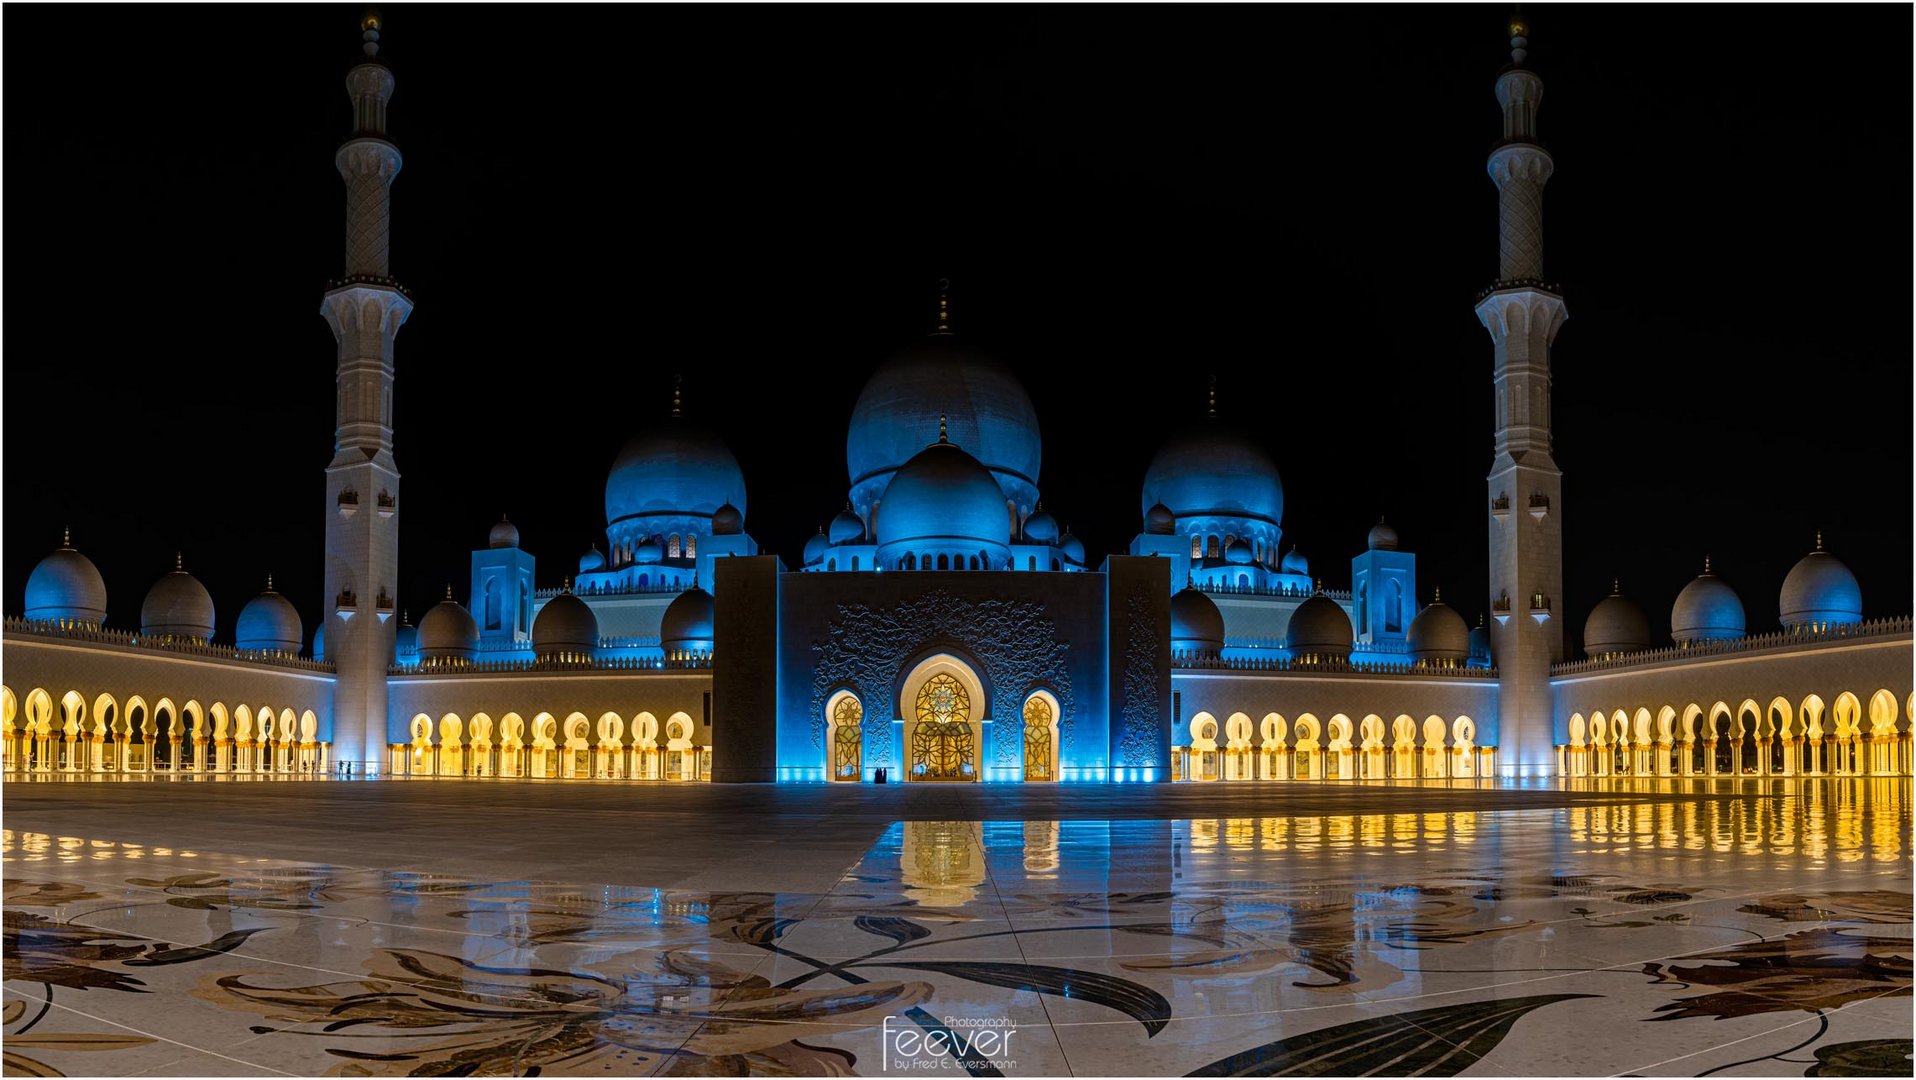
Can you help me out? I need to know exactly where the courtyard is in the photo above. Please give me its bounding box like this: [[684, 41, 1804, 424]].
[[2, 777, 1909, 1076]]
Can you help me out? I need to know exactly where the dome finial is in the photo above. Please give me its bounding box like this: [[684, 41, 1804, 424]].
[[1611, 577, 1620, 595], [62, 526, 71, 548], [934, 278, 953, 336], [266, 574, 275, 591], [175, 551, 184, 572], [360, 9, 382, 57], [1703, 555, 1712, 575], [1815, 529, 1823, 551], [1314, 577, 1323, 594], [938, 413, 949, 444], [1433, 586, 1443, 603], [444, 583, 453, 601], [1507, 4, 1529, 66], [671, 374, 683, 418], [1207, 375, 1218, 419]]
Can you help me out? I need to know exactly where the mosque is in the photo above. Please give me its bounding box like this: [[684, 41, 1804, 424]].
[[4, 16, 1910, 785]]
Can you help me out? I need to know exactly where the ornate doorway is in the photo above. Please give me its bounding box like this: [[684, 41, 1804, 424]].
[[1022, 692, 1057, 781], [830, 693, 863, 781], [910, 672, 976, 781]]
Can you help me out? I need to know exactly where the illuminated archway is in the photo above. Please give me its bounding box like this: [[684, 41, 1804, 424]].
[[1021, 689, 1060, 782], [898, 654, 984, 783], [825, 690, 863, 781]]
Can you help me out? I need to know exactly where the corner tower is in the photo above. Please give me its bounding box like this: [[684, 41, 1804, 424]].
[[1475, 13, 1565, 776], [322, 14, 413, 772]]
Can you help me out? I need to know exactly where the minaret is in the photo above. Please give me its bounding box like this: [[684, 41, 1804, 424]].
[[321, 14, 412, 773], [1476, 11, 1566, 777]]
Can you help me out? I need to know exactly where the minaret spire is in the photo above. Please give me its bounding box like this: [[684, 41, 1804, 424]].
[[322, 14, 412, 775], [934, 278, 953, 335], [672, 374, 683, 417], [1478, 13, 1567, 779]]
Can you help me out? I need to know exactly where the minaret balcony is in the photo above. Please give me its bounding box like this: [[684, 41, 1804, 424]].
[[1492, 594, 1514, 625], [337, 489, 359, 517], [335, 590, 358, 621], [376, 490, 396, 519], [375, 589, 394, 623], [1529, 593, 1552, 624], [1490, 493, 1511, 526], [1527, 493, 1550, 521]]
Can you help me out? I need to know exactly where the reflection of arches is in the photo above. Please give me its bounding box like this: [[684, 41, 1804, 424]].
[[1021, 689, 1060, 782], [899, 654, 984, 782], [826, 690, 863, 781]]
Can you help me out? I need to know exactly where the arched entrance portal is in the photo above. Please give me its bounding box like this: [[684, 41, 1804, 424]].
[[1022, 690, 1060, 781], [826, 690, 863, 781], [899, 655, 984, 782]]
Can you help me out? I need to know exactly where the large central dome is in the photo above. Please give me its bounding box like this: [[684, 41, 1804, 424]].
[[1141, 418, 1284, 526], [605, 417, 746, 527], [847, 333, 1041, 514]]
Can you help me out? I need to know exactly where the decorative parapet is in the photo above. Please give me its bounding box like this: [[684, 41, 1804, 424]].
[[534, 581, 691, 600], [1172, 648, 1496, 678], [1473, 277, 1562, 304], [389, 652, 712, 676], [1199, 582, 1353, 601], [1550, 616, 1913, 676], [3, 617, 335, 673]]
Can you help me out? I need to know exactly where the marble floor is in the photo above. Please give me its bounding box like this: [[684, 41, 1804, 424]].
[[2, 779, 1909, 1077]]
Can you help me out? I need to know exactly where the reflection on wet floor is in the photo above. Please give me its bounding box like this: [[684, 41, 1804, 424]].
[[2, 780, 1909, 1077]]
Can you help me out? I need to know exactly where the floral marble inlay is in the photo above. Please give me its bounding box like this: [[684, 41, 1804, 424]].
[[2, 781, 1909, 1077]]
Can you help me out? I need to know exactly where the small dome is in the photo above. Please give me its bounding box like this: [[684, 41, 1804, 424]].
[[578, 544, 606, 573], [1144, 503, 1176, 535], [418, 592, 479, 664], [140, 557, 215, 642], [712, 502, 744, 535], [313, 621, 326, 662], [606, 415, 746, 527], [661, 584, 715, 655], [829, 506, 865, 545], [635, 536, 663, 564], [1287, 593, 1353, 660], [1024, 507, 1059, 544], [23, 534, 108, 626], [1583, 583, 1650, 658], [804, 528, 831, 566], [488, 516, 520, 549], [1468, 617, 1492, 666], [1141, 417, 1283, 527], [533, 590, 599, 659], [392, 614, 416, 662], [1367, 518, 1399, 551], [235, 580, 302, 654], [1779, 537, 1862, 629], [875, 434, 1012, 556], [1280, 545, 1309, 574], [1059, 529, 1085, 565], [1407, 593, 1470, 664], [1671, 561, 1745, 644], [1225, 538, 1254, 565], [1170, 587, 1225, 654]]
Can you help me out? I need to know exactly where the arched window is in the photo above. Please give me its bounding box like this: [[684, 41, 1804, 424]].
[[1052, 557, 1061, 571], [518, 583, 530, 634], [968, 555, 979, 570], [1356, 583, 1369, 635], [638, 573, 649, 587], [686, 535, 696, 557], [484, 578, 501, 631], [831, 693, 863, 781], [937, 554, 950, 570], [1207, 536, 1221, 559], [1023, 694, 1055, 781], [827, 558, 837, 571], [668, 535, 681, 558], [1191, 536, 1202, 559], [1386, 580, 1403, 634], [851, 556, 860, 571], [903, 553, 916, 571], [1028, 556, 1037, 570], [1224, 533, 1236, 550]]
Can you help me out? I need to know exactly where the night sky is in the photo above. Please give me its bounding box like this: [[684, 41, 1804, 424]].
[[6, 5, 1910, 651]]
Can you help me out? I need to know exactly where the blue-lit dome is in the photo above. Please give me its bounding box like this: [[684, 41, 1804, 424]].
[[140, 558, 214, 642], [661, 585, 715, 655], [848, 333, 1041, 516], [1583, 583, 1649, 658], [1141, 418, 1283, 527], [1280, 545, 1309, 574], [1171, 587, 1224, 653], [1467, 617, 1491, 666], [579, 544, 606, 573], [828, 506, 865, 545], [875, 436, 1012, 567], [533, 590, 598, 659], [392, 615, 415, 662], [1059, 529, 1085, 566], [1287, 593, 1353, 660], [1407, 596, 1470, 664], [235, 581, 302, 654], [804, 528, 830, 566], [1225, 538, 1253, 565], [24, 535, 107, 627], [605, 417, 746, 527], [418, 594, 478, 664], [1671, 562, 1745, 644], [712, 502, 744, 535], [1779, 540, 1862, 630], [1024, 507, 1059, 543], [635, 536, 663, 564]]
